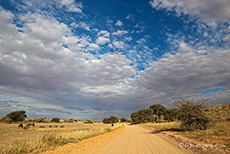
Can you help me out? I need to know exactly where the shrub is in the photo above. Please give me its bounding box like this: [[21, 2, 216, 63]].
[[34, 118, 46, 123], [120, 118, 132, 123], [51, 118, 60, 123], [163, 109, 179, 122], [6, 111, 27, 123], [102, 116, 119, 124], [84, 120, 93, 124], [173, 98, 212, 131], [0, 116, 12, 123], [131, 109, 155, 124], [149, 104, 167, 117], [64, 119, 74, 123]]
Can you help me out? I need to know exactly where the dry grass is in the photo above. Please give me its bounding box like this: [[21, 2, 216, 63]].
[[143, 121, 181, 131], [0, 121, 121, 154], [143, 103, 230, 152]]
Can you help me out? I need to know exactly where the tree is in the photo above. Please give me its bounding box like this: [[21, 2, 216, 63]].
[[109, 116, 119, 123], [120, 118, 132, 123], [102, 118, 110, 124], [102, 116, 119, 124], [149, 104, 167, 117], [51, 118, 60, 123], [173, 98, 212, 131], [164, 109, 179, 122], [6, 110, 27, 123], [131, 109, 154, 124]]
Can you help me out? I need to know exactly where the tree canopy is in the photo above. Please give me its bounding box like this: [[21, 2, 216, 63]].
[[173, 98, 211, 131], [149, 104, 167, 117], [131, 109, 154, 124], [102, 116, 119, 124], [6, 110, 27, 123]]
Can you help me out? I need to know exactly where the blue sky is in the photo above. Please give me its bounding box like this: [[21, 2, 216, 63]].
[[0, 0, 230, 120]]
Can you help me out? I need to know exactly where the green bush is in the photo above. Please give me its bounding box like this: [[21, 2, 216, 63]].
[[0, 116, 12, 123], [173, 98, 212, 131], [120, 118, 132, 123], [163, 109, 179, 122], [5, 111, 27, 123], [84, 120, 93, 124], [131, 109, 155, 124], [51, 118, 60, 123], [64, 119, 74, 123], [149, 104, 167, 117], [102, 116, 119, 124]]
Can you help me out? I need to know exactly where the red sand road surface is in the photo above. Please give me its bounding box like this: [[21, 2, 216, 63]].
[[41, 124, 194, 154]]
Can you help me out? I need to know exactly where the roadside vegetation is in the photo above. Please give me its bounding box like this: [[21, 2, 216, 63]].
[[132, 99, 230, 152], [0, 111, 122, 154]]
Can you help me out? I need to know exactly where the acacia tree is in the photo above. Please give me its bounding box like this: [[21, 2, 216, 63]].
[[149, 104, 167, 118], [102, 116, 119, 124], [131, 109, 154, 124], [51, 118, 60, 123], [164, 109, 179, 122], [173, 98, 212, 131], [6, 110, 27, 123]]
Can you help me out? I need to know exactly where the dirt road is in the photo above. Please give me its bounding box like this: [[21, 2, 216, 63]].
[[82, 124, 193, 154], [41, 124, 194, 154]]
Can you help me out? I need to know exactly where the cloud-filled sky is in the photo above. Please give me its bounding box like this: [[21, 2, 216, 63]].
[[0, 0, 230, 120]]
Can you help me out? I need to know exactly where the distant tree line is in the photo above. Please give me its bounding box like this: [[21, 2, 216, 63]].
[[131, 98, 212, 131]]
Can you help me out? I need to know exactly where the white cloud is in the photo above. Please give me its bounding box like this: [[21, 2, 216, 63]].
[[178, 41, 193, 52], [75, 21, 91, 31], [149, 0, 230, 26], [115, 20, 123, 27], [88, 43, 100, 50], [113, 41, 124, 49], [223, 35, 230, 42], [97, 30, 110, 37], [0, 8, 138, 118], [19, 13, 69, 43], [125, 36, 133, 42], [132, 42, 230, 103], [112, 30, 128, 36], [96, 36, 110, 45], [126, 14, 134, 20], [58, 0, 83, 13]]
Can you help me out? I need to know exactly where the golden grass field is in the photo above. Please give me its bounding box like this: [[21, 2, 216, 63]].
[[0, 121, 121, 154]]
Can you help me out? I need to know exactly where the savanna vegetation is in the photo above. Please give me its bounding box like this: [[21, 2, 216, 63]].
[[131, 98, 212, 131], [0, 111, 122, 154], [102, 116, 119, 124], [140, 101, 230, 153]]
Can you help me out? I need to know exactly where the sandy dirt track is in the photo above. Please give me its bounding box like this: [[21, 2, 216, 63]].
[[41, 124, 194, 154]]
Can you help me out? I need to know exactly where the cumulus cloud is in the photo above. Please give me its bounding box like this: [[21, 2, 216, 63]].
[[149, 0, 230, 26], [96, 36, 110, 45], [113, 41, 125, 49], [19, 13, 69, 43], [132, 42, 230, 103], [0, 8, 137, 118], [97, 30, 110, 37], [115, 20, 123, 27], [58, 0, 83, 13], [112, 30, 128, 36]]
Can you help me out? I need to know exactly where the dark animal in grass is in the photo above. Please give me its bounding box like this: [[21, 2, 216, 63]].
[[18, 124, 23, 128], [49, 125, 53, 128], [26, 123, 35, 127], [111, 123, 114, 127], [39, 126, 45, 128], [54, 125, 58, 127], [60, 125, 64, 128], [24, 125, 30, 129]]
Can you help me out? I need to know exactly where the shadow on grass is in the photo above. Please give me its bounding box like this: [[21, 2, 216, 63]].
[[150, 128, 183, 134]]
